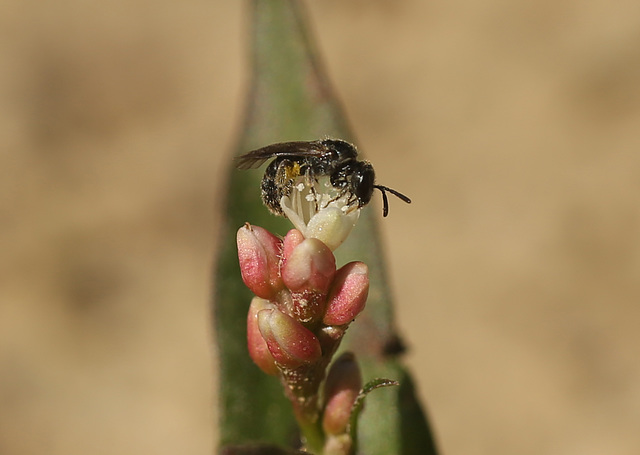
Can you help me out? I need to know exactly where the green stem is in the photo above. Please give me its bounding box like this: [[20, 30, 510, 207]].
[[283, 377, 325, 452], [297, 416, 324, 454]]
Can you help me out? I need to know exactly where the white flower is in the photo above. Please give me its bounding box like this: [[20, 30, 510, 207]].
[[280, 176, 360, 251]]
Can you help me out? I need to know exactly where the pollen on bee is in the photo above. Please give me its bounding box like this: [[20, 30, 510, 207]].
[[285, 162, 302, 180]]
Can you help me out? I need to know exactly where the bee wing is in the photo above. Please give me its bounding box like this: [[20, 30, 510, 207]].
[[235, 141, 327, 169]]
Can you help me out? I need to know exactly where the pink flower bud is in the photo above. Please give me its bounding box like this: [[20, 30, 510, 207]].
[[282, 229, 305, 264], [237, 224, 283, 299], [282, 238, 336, 294], [323, 262, 369, 326], [322, 352, 362, 436], [257, 307, 322, 369], [246, 297, 279, 376]]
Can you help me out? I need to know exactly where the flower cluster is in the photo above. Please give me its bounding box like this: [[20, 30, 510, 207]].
[[237, 223, 368, 453], [236, 166, 370, 454]]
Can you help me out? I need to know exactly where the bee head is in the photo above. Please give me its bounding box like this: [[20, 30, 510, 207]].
[[350, 162, 376, 208], [346, 162, 412, 217]]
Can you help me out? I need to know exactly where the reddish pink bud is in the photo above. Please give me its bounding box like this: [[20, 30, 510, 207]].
[[282, 229, 305, 263], [323, 262, 369, 326], [322, 352, 362, 436], [246, 297, 279, 375], [237, 224, 283, 299], [282, 238, 336, 294], [257, 307, 322, 369]]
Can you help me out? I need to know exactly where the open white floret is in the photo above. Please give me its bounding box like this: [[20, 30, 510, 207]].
[[280, 175, 360, 251]]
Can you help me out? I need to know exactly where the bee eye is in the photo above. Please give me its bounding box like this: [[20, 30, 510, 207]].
[[352, 169, 374, 204]]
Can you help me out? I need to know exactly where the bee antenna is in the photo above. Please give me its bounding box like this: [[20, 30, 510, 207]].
[[377, 186, 390, 217], [374, 185, 411, 217]]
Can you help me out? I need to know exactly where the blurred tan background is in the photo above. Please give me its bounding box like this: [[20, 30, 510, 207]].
[[1, 0, 639, 454]]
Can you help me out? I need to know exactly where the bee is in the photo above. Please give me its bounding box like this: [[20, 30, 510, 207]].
[[236, 139, 411, 217]]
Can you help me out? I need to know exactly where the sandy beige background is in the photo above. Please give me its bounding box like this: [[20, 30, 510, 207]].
[[1, 1, 639, 454]]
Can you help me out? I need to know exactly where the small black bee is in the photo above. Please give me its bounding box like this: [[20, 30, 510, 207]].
[[236, 139, 411, 217]]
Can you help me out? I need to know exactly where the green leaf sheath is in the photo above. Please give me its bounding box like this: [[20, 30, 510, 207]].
[[213, 1, 439, 454]]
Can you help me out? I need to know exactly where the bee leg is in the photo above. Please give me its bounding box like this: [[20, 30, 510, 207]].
[[323, 190, 342, 208], [259, 158, 296, 216], [346, 193, 359, 209], [260, 162, 284, 216], [336, 192, 359, 214], [323, 185, 353, 209], [274, 159, 296, 195]]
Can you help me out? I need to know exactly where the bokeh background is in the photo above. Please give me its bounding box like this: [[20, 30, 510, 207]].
[[2, 0, 639, 454]]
